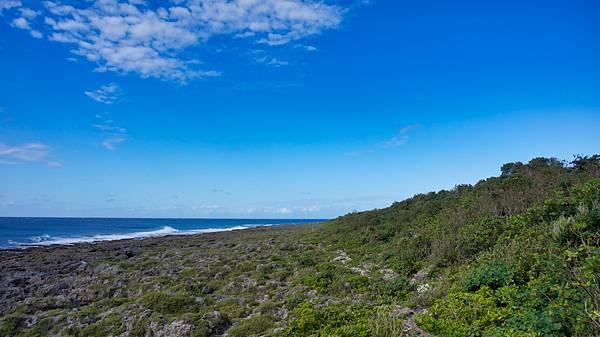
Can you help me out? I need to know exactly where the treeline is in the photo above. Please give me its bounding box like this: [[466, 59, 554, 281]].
[[327, 155, 600, 270]]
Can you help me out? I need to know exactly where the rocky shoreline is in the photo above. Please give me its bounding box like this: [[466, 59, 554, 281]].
[[0, 223, 430, 336], [1, 225, 311, 336]]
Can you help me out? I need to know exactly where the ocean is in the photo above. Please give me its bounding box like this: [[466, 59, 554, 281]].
[[0, 217, 326, 249]]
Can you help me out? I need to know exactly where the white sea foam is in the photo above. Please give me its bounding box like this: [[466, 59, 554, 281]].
[[9, 225, 251, 248], [31, 234, 51, 242]]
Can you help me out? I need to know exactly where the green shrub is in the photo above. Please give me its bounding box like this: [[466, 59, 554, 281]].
[[301, 263, 343, 293], [228, 315, 275, 337], [376, 276, 410, 299], [129, 317, 150, 337], [214, 299, 248, 319], [347, 275, 370, 292], [417, 286, 507, 336], [283, 303, 373, 337], [463, 261, 514, 292], [0, 313, 27, 336], [297, 254, 317, 267], [384, 254, 418, 275], [257, 300, 278, 315], [78, 314, 125, 337], [138, 291, 197, 315], [370, 306, 405, 337], [419, 180, 600, 337], [18, 317, 59, 337]]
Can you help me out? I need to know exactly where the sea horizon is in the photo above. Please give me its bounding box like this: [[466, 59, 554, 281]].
[[0, 217, 327, 249]]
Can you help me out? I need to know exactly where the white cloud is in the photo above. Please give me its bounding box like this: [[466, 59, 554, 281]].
[[93, 111, 127, 150], [302, 205, 321, 212], [0, 142, 62, 167], [194, 0, 343, 46], [45, 160, 62, 167], [0, 142, 48, 161], [380, 124, 421, 148], [1, 0, 344, 82], [274, 207, 292, 214], [175, 204, 318, 216], [29, 29, 42, 38], [101, 137, 126, 150], [348, 124, 421, 156], [9, 9, 43, 38], [11, 16, 28, 28], [18, 7, 37, 19], [255, 55, 289, 67], [0, 0, 20, 12], [92, 123, 126, 133], [84, 83, 121, 104]]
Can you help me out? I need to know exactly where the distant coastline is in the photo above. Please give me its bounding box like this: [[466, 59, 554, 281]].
[[0, 217, 326, 249]]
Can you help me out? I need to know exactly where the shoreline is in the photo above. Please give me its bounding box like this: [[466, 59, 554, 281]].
[[0, 222, 311, 252], [0, 220, 327, 251], [0, 221, 321, 335]]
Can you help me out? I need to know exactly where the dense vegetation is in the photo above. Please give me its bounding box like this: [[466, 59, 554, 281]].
[[313, 155, 600, 336], [0, 155, 598, 336]]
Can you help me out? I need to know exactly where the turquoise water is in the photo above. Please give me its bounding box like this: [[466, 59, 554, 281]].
[[0, 217, 326, 248]]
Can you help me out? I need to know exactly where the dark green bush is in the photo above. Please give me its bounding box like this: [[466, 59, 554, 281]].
[[347, 275, 370, 292], [419, 178, 600, 336], [462, 261, 515, 292], [297, 254, 316, 267], [376, 276, 411, 299], [301, 263, 343, 293]]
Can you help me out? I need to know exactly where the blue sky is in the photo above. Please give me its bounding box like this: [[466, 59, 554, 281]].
[[1, 0, 599, 218]]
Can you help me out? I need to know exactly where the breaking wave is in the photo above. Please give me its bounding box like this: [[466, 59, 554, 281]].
[[7, 225, 250, 248]]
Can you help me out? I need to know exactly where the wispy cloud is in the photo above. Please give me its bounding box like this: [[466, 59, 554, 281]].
[[380, 124, 421, 148], [139, 204, 320, 216], [101, 137, 126, 150], [84, 83, 121, 104], [93, 112, 127, 150], [85, 82, 127, 149], [0, 0, 345, 82], [92, 123, 126, 133], [124, 195, 388, 217], [211, 188, 231, 196], [232, 80, 301, 91], [0, 142, 62, 167], [274, 207, 292, 214], [348, 124, 421, 156], [255, 55, 289, 67]]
